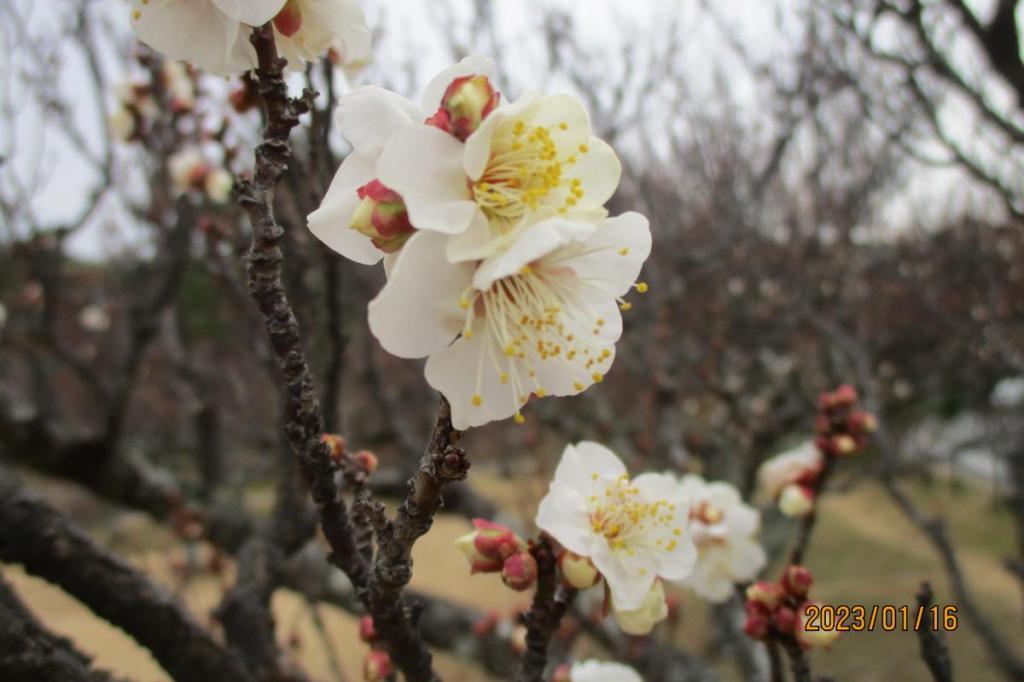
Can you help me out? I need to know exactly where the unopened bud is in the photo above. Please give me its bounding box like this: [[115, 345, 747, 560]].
[[746, 581, 785, 610], [427, 74, 500, 141], [322, 434, 346, 463], [352, 449, 379, 474], [273, 0, 303, 37], [551, 663, 572, 682], [778, 484, 815, 518], [501, 551, 538, 591], [559, 551, 601, 589], [510, 624, 528, 654], [833, 384, 858, 407], [796, 601, 840, 649], [832, 433, 858, 457], [781, 565, 814, 599], [351, 180, 415, 253], [774, 606, 797, 634], [455, 519, 525, 573], [849, 410, 878, 434], [743, 612, 771, 640], [363, 649, 393, 681], [358, 615, 377, 643]]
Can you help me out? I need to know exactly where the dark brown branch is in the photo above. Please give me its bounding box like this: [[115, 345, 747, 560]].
[[0, 466, 252, 682], [515, 538, 577, 682], [915, 582, 953, 682], [237, 23, 368, 588], [0, 570, 124, 682], [363, 397, 466, 682]]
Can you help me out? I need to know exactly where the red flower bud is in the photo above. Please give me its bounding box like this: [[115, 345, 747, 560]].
[[455, 519, 526, 573], [273, 0, 303, 37], [352, 449, 379, 474], [774, 606, 797, 634], [833, 384, 859, 407], [781, 565, 814, 599], [351, 180, 415, 253], [322, 434, 346, 463], [746, 581, 785, 610], [501, 551, 538, 591], [363, 649, 393, 682], [743, 612, 771, 640], [427, 74, 500, 141], [358, 615, 377, 643], [848, 410, 878, 434]]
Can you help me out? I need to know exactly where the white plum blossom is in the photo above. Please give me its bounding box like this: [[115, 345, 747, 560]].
[[569, 660, 643, 682], [758, 441, 823, 498], [308, 56, 496, 265], [674, 475, 766, 603], [535, 442, 697, 613], [130, 0, 286, 75], [367, 214, 651, 428], [168, 148, 209, 196], [204, 168, 235, 204], [377, 90, 622, 263], [271, 0, 371, 68]]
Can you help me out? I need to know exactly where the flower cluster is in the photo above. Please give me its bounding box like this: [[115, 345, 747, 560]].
[[167, 147, 234, 204], [311, 57, 650, 429], [535, 442, 695, 635], [758, 384, 875, 517], [455, 519, 538, 592], [744, 565, 839, 650], [109, 62, 196, 142], [129, 0, 369, 75]]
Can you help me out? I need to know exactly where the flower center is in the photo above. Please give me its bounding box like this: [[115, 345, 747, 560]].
[[472, 118, 588, 232], [459, 264, 612, 420], [587, 475, 681, 553]]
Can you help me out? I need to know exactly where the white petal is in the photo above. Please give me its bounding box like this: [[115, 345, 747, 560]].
[[421, 55, 496, 112], [307, 154, 382, 264], [472, 218, 597, 291], [132, 1, 253, 75], [424, 329, 519, 429], [445, 211, 518, 263], [656, 535, 698, 582], [367, 231, 472, 358], [633, 472, 687, 505], [571, 136, 621, 208], [553, 441, 627, 492], [592, 547, 656, 611], [535, 481, 593, 555], [565, 212, 652, 298], [377, 125, 478, 234], [335, 86, 422, 159], [727, 539, 767, 580], [211, 0, 285, 25]]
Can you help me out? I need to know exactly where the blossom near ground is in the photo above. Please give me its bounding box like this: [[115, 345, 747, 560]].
[[2, 469, 1020, 682]]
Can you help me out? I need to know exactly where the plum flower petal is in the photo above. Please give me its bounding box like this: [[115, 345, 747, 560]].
[[273, 0, 371, 68], [535, 442, 696, 612]]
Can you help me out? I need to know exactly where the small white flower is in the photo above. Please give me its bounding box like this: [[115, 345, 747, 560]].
[[168, 147, 210, 196], [757, 441, 823, 499], [611, 579, 669, 635], [570, 660, 644, 682], [271, 0, 371, 68], [130, 0, 286, 75], [78, 304, 111, 332], [991, 376, 1024, 409], [308, 56, 495, 265], [204, 167, 235, 204], [163, 62, 196, 111], [367, 214, 650, 429], [377, 90, 621, 262], [535, 442, 696, 611], [674, 475, 766, 603]]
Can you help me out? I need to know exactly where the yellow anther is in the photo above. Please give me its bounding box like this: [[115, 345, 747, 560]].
[[535, 388, 547, 397], [620, 302, 632, 311], [471, 394, 483, 407], [574, 382, 584, 391], [459, 298, 470, 310], [618, 247, 629, 255], [578, 143, 589, 153], [513, 412, 526, 424], [592, 372, 604, 383], [559, 122, 568, 130], [635, 281, 649, 293], [499, 372, 509, 384]]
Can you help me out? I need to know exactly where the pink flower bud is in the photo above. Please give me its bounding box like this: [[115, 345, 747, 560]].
[[746, 581, 785, 610], [273, 0, 303, 37], [428, 74, 500, 141], [501, 552, 538, 591], [358, 615, 377, 643], [363, 649, 393, 681], [352, 449, 379, 474], [778, 484, 815, 518], [559, 551, 601, 589], [455, 519, 525, 573], [833, 384, 859, 407], [781, 565, 814, 599], [321, 434, 346, 463], [848, 410, 878, 434], [350, 180, 415, 253], [743, 612, 771, 640], [774, 606, 797, 634], [552, 663, 572, 682]]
